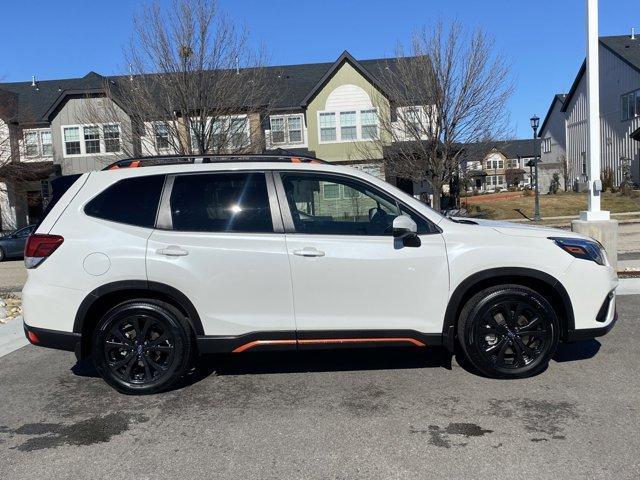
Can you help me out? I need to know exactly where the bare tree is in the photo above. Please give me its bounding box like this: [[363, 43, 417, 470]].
[[83, 0, 278, 158], [371, 22, 514, 211]]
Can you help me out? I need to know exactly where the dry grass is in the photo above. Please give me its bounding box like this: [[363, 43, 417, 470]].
[[463, 191, 640, 220]]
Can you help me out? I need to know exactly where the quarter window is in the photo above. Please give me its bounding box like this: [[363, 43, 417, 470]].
[[169, 173, 273, 233], [64, 127, 81, 155], [85, 175, 165, 228], [280, 172, 431, 236]]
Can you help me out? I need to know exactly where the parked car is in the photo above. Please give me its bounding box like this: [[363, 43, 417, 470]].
[[22, 155, 618, 394], [0, 225, 35, 261]]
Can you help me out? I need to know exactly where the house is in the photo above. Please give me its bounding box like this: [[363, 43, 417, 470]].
[[542, 33, 640, 188], [461, 139, 545, 192], [0, 51, 438, 229]]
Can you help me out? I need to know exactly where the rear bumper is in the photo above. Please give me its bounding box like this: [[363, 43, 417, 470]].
[[23, 321, 80, 353]]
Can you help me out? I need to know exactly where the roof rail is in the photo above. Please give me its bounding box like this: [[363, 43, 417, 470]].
[[102, 153, 328, 171]]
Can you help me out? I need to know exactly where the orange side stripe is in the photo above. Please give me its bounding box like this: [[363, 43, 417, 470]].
[[232, 337, 426, 353], [232, 339, 297, 353], [298, 337, 426, 347]]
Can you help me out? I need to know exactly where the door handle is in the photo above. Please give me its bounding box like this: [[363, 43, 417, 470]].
[[293, 247, 325, 257], [157, 245, 189, 257]]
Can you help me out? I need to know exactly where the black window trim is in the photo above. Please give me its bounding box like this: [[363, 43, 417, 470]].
[[83, 174, 167, 229], [155, 170, 284, 234], [273, 170, 441, 236]]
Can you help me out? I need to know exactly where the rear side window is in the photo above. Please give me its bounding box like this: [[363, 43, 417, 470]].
[[85, 175, 165, 228], [169, 172, 273, 233]]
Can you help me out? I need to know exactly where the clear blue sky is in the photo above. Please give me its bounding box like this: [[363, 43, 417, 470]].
[[0, 0, 636, 137]]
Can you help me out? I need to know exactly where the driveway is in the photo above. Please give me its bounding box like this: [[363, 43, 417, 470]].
[[0, 295, 638, 479], [0, 260, 27, 294]]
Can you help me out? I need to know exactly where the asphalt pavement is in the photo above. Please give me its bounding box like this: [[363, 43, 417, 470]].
[[0, 296, 638, 479]]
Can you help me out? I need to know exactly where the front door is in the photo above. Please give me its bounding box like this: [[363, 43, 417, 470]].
[[146, 171, 295, 338], [275, 171, 449, 340]]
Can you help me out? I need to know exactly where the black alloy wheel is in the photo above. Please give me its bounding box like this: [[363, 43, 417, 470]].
[[93, 300, 193, 394], [458, 285, 560, 379]]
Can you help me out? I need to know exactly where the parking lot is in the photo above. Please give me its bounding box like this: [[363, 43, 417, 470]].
[[0, 295, 636, 479]]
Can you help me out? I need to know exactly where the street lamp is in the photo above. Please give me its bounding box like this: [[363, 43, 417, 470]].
[[530, 114, 541, 221]]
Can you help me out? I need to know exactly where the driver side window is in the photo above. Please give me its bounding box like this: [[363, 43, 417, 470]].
[[279, 172, 428, 236]]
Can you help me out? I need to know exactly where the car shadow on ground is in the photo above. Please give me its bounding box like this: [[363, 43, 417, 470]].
[[552, 339, 601, 363], [70, 347, 454, 390]]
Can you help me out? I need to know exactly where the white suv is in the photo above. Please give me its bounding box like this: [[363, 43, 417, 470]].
[[22, 155, 618, 394]]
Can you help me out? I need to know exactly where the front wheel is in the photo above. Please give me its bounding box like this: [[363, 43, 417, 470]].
[[457, 285, 560, 379], [92, 299, 194, 394]]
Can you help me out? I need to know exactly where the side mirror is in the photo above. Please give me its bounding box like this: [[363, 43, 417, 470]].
[[392, 215, 417, 237], [392, 215, 421, 248]]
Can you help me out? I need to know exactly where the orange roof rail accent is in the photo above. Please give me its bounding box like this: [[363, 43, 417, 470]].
[[129, 160, 141, 168], [290, 157, 301, 163]]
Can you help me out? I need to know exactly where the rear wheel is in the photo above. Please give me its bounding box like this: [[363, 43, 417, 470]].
[[457, 285, 559, 379], [92, 299, 194, 394]]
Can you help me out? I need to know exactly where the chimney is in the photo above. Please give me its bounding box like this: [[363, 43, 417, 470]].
[[632, 27, 636, 40], [31, 75, 36, 87]]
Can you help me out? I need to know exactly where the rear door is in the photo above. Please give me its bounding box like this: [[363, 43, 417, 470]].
[[146, 171, 296, 338], [275, 170, 449, 337]]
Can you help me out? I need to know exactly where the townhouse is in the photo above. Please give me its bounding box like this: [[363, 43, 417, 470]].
[[539, 33, 640, 189], [0, 51, 435, 230]]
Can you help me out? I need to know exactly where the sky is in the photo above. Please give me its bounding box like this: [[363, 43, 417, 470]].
[[0, 0, 637, 138]]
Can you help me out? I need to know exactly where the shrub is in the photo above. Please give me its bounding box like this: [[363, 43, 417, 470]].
[[601, 168, 614, 192]]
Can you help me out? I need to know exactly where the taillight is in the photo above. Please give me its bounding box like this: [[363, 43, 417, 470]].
[[24, 234, 64, 269]]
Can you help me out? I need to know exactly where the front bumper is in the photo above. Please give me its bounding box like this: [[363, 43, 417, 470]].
[[565, 290, 618, 342], [23, 321, 81, 353]]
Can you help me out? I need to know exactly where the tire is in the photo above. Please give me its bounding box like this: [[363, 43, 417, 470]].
[[0, 248, 5, 262], [457, 284, 560, 379], [92, 299, 194, 394]]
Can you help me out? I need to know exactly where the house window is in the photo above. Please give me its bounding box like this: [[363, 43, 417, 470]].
[[83, 126, 101, 154], [229, 117, 249, 149], [322, 182, 341, 200], [542, 138, 551, 153], [340, 111, 357, 140], [24, 132, 39, 157], [64, 127, 81, 155], [405, 107, 421, 133], [40, 131, 52, 156], [621, 90, 640, 121], [269, 114, 304, 145], [270, 117, 285, 144], [319, 112, 336, 142], [103, 124, 120, 153], [361, 109, 378, 140], [155, 123, 170, 150], [498, 160, 504, 169]]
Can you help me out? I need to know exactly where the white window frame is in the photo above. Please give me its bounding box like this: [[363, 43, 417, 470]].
[[542, 137, 552, 153], [24, 131, 39, 157], [317, 108, 379, 144], [60, 123, 123, 157], [269, 114, 305, 145], [621, 90, 640, 121], [22, 128, 53, 158], [154, 122, 171, 152]]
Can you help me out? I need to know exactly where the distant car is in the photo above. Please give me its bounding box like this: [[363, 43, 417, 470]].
[[0, 225, 35, 261]]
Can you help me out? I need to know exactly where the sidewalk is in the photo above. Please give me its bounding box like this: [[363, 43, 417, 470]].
[[0, 316, 27, 358]]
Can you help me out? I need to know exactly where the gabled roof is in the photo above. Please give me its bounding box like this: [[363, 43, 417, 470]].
[[562, 34, 640, 113], [300, 50, 388, 107], [461, 139, 541, 161], [539, 93, 566, 136], [0, 72, 106, 125]]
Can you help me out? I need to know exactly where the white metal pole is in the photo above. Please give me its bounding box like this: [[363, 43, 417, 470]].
[[583, 0, 609, 221]]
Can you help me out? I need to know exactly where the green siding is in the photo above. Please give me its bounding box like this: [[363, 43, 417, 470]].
[[306, 61, 389, 163]]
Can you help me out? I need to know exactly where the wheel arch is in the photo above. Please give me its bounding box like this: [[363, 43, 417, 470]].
[[74, 280, 204, 359], [442, 267, 574, 351]]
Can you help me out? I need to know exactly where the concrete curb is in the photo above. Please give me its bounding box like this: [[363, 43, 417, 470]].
[[0, 316, 28, 358], [616, 278, 640, 296]]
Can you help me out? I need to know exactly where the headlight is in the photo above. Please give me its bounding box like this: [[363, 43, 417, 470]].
[[549, 237, 607, 266]]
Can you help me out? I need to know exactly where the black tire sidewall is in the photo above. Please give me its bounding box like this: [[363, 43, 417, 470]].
[[92, 300, 191, 394], [458, 286, 560, 379]]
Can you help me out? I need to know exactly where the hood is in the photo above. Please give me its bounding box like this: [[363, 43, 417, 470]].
[[451, 217, 588, 239]]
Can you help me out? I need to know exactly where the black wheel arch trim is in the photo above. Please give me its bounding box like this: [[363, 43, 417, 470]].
[[73, 280, 205, 336], [442, 267, 575, 351]]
